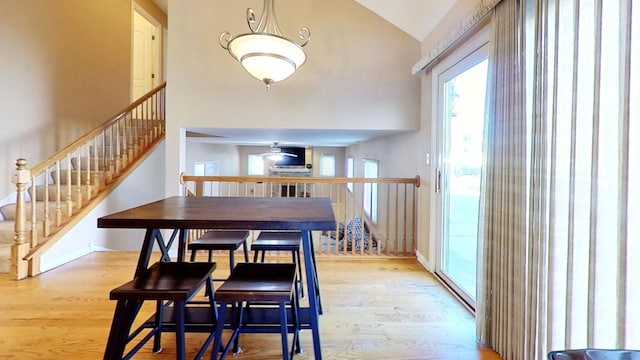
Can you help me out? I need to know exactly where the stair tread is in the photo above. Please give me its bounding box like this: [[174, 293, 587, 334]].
[[0, 221, 14, 245]]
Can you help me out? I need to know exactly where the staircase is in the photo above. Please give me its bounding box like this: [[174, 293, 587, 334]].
[[0, 83, 166, 280]]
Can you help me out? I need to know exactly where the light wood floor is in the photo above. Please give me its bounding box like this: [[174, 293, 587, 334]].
[[0, 252, 502, 360]]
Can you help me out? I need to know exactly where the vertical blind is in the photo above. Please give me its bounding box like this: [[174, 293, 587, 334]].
[[479, 0, 639, 358], [529, 0, 640, 353]]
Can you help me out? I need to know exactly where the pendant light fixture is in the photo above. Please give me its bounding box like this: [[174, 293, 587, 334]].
[[219, 0, 310, 90]]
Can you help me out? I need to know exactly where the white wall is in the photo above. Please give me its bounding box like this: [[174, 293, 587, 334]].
[[311, 147, 346, 177], [185, 142, 240, 176], [164, 0, 421, 195], [346, 0, 487, 268], [0, 0, 132, 196]]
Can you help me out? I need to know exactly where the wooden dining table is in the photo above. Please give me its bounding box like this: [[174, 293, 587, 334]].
[[98, 196, 336, 360]]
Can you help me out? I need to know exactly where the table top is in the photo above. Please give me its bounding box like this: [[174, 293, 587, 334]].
[[97, 196, 336, 231]]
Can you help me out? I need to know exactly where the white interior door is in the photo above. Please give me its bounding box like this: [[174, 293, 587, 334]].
[[132, 9, 159, 101]]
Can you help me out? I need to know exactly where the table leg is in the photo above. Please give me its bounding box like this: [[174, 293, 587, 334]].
[[135, 229, 159, 277], [135, 228, 181, 277], [176, 228, 188, 262], [301, 230, 322, 360], [163, 229, 179, 262]]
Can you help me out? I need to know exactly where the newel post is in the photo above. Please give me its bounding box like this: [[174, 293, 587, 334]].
[[11, 158, 30, 280]]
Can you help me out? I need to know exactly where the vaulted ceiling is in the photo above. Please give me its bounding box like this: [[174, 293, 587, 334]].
[[151, 0, 453, 42], [149, 0, 456, 146]]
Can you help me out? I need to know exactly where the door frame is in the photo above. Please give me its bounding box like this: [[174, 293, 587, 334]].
[[131, 3, 163, 101], [428, 25, 490, 310]]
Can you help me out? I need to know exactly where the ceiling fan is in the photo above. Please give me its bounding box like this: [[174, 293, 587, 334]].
[[259, 142, 298, 161]]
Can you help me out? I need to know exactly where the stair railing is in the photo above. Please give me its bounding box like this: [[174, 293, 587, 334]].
[[180, 174, 421, 257], [10, 83, 166, 280]]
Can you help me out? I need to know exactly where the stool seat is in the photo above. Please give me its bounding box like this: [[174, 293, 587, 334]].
[[252, 231, 301, 245], [251, 238, 300, 250], [215, 263, 297, 302], [251, 231, 304, 299], [188, 230, 250, 251], [188, 230, 250, 274], [110, 262, 216, 301]]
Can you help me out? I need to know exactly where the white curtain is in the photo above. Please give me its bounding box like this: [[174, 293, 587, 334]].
[[478, 0, 640, 358]]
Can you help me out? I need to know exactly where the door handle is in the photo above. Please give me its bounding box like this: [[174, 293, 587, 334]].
[[435, 168, 442, 194]]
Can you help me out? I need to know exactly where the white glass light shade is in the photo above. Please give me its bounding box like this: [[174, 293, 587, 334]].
[[227, 33, 306, 85], [268, 153, 283, 161]]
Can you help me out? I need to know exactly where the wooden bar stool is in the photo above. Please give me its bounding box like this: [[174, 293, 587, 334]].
[[188, 230, 250, 276], [211, 263, 300, 360], [104, 262, 217, 360], [251, 231, 304, 298]]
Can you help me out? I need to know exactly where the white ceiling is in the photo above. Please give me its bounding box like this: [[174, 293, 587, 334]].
[[149, 0, 454, 147], [186, 128, 410, 147], [354, 0, 455, 41], [152, 0, 453, 41]]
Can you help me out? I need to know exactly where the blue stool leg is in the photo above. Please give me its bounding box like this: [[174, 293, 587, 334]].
[[152, 300, 164, 352], [229, 252, 235, 272], [195, 278, 217, 359], [211, 302, 227, 360], [293, 250, 304, 299], [291, 278, 302, 356], [175, 300, 186, 360], [242, 240, 249, 263], [279, 302, 290, 360]]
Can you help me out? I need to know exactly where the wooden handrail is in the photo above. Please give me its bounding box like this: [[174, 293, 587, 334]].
[[180, 174, 421, 186], [31, 83, 166, 175]]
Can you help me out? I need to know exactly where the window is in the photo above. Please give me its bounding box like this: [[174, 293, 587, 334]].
[[247, 154, 264, 176], [363, 159, 378, 223], [346, 157, 354, 192], [194, 163, 205, 176], [319, 154, 335, 177], [193, 161, 220, 196]]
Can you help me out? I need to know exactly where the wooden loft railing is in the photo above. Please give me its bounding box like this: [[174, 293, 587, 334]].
[[7, 83, 166, 280], [180, 174, 421, 257]]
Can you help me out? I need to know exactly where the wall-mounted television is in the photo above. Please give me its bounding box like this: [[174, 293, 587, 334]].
[[275, 147, 306, 166]]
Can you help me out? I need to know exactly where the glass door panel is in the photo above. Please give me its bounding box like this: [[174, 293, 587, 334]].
[[434, 41, 489, 309]]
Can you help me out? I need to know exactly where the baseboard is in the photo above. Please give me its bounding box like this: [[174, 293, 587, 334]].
[[415, 249, 433, 272], [39, 246, 94, 273], [90, 246, 178, 259]]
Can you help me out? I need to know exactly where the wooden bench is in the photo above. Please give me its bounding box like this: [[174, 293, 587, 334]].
[[105, 262, 217, 360], [211, 263, 300, 360], [251, 231, 304, 298]]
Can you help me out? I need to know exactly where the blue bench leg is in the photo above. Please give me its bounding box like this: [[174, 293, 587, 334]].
[[211, 302, 227, 360], [175, 300, 186, 360], [152, 300, 164, 352], [279, 302, 290, 360]]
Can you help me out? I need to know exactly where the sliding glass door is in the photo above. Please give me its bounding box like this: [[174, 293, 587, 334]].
[[433, 31, 489, 309]]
